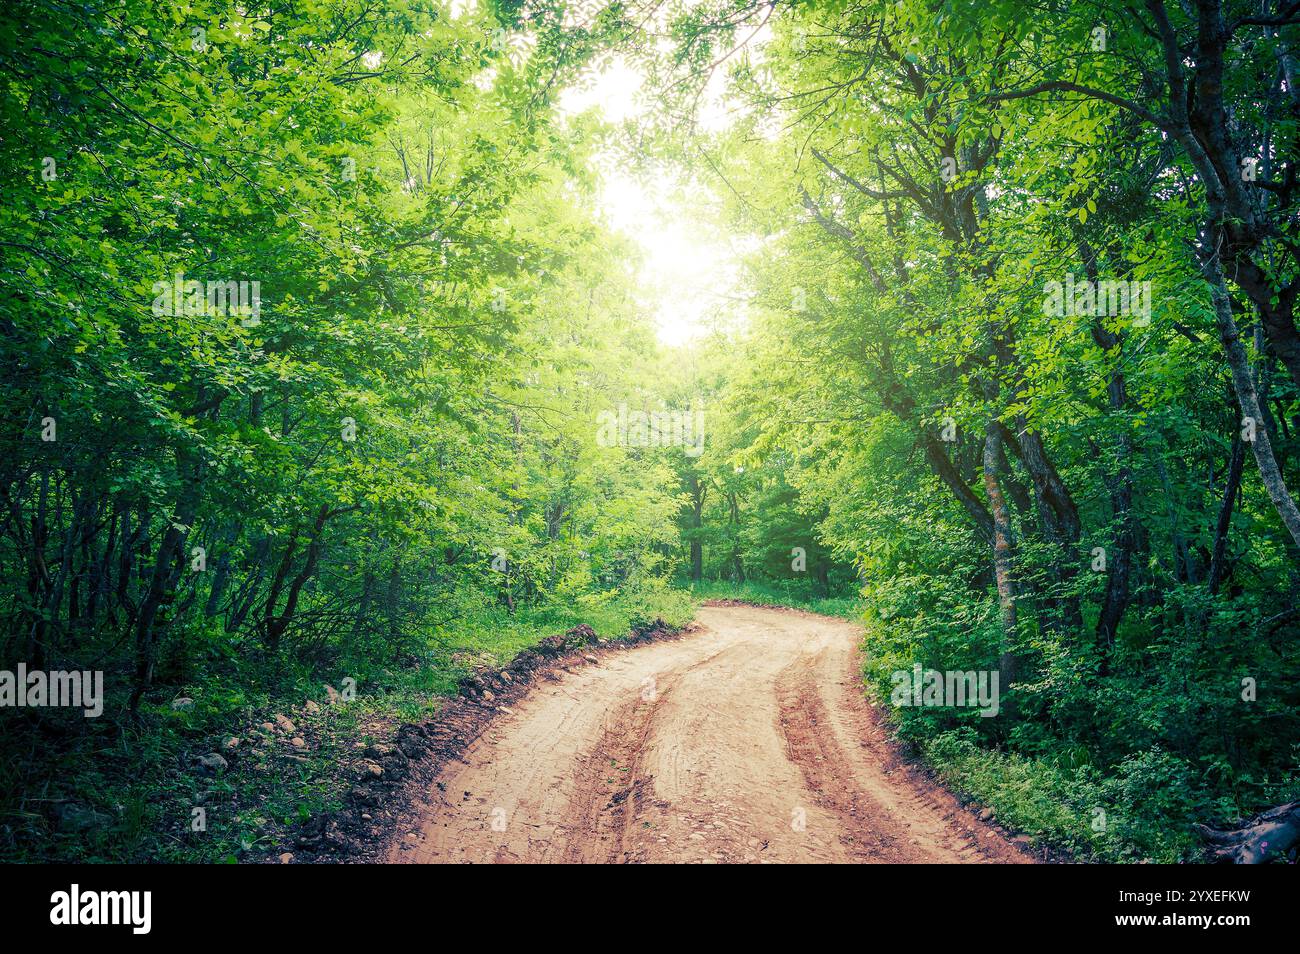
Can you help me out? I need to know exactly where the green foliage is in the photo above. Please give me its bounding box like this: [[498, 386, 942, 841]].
[[0, 0, 692, 861], [5, 0, 1300, 866], [638, 0, 1300, 861]]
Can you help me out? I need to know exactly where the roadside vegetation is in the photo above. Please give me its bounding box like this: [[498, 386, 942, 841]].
[[3, 585, 694, 862]]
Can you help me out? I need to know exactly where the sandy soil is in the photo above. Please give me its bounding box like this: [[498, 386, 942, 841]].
[[387, 604, 1033, 864]]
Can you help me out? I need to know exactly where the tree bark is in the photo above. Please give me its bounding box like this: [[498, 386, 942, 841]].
[[983, 423, 1018, 689], [1197, 800, 1300, 863], [1207, 430, 1246, 594], [687, 471, 705, 581], [129, 453, 200, 712], [1206, 267, 1300, 547]]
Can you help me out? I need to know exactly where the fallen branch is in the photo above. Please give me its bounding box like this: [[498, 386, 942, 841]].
[[1196, 801, 1300, 863]]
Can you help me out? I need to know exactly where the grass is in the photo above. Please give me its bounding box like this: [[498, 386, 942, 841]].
[[917, 730, 1203, 863], [684, 578, 865, 619], [679, 580, 1192, 862], [9, 577, 1198, 864], [0, 582, 696, 863]]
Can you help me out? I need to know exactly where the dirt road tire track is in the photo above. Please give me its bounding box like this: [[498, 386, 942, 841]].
[[388, 603, 1034, 864]]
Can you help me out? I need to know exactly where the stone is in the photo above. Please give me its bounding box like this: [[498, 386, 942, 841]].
[[274, 714, 296, 733], [171, 697, 194, 711], [57, 803, 110, 833], [197, 752, 228, 775], [350, 787, 379, 807]]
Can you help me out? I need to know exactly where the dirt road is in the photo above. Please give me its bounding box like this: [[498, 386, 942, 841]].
[[388, 604, 1032, 864]]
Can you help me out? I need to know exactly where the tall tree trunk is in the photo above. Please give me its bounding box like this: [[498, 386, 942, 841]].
[[727, 492, 745, 583], [24, 467, 50, 669], [1081, 240, 1138, 653], [1206, 267, 1300, 547], [983, 423, 1018, 689], [129, 453, 200, 712], [1207, 430, 1246, 594], [687, 472, 705, 581]]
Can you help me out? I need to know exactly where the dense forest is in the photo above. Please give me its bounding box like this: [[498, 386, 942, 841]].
[[2, 0, 1298, 864]]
